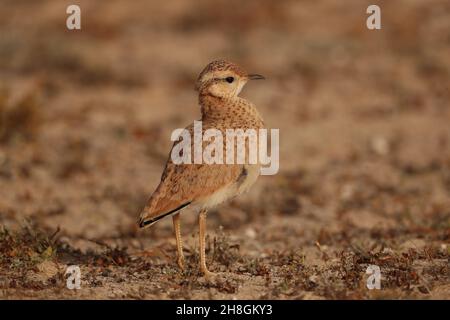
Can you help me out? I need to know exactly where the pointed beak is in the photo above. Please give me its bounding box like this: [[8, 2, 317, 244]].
[[248, 74, 265, 80]]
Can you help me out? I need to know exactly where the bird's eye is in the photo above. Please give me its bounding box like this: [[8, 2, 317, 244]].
[[225, 77, 234, 83]]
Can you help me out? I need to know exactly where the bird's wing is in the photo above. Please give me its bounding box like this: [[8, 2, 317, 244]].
[[139, 123, 242, 226]]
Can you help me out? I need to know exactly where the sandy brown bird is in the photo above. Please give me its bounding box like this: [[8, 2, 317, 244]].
[[138, 60, 265, 276]]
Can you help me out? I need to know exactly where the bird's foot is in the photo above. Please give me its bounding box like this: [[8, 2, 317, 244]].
[[177, 257, 185, 271], [200, 268, 217, 278]]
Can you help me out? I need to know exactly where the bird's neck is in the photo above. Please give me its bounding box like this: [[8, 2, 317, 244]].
[[199, 93, 263, 126], [199, 93, 230, 118]]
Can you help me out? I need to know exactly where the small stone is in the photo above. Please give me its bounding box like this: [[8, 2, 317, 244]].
[[371, 136, 390, 155], [245, 228, 257, 239]]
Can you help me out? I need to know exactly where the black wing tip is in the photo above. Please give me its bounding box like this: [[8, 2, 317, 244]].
[[138, 201, 192, 228], [139, 219, 152, 228]]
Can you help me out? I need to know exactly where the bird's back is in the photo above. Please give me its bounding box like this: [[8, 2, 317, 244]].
[[139, 96, 264, 225]]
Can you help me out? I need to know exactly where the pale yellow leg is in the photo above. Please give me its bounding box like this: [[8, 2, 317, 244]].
[[199, 209, 215, 277], [172, 213, 185, 270]]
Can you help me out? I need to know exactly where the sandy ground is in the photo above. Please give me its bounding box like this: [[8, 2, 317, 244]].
[[0, 0, 449, 299]]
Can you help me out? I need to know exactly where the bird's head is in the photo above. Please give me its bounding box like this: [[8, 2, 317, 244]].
[[196, 60, 264, 98]]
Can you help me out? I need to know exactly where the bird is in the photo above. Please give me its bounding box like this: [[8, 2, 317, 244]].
[[138, 60, 265, 276]]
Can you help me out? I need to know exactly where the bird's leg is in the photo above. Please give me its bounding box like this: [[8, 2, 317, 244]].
[[198, 209, 215, 277], [172, 213, 185, 271]]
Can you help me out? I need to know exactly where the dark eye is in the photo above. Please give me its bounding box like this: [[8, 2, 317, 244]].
[[225, 77, 234, 83]]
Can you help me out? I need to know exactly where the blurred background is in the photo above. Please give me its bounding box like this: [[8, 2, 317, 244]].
[[0, 0, 449, 299]]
